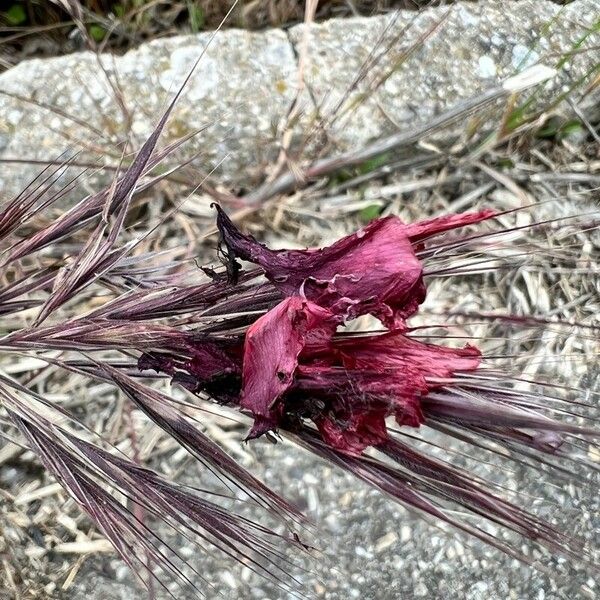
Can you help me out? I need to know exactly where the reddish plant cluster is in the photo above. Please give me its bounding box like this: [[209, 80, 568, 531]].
[[139, 206, 495, 455]]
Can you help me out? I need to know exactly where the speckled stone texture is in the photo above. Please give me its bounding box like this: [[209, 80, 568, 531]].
[[0, 27, 297, 198], [287, 0, 599, 146], [0, 0, 598, 199]]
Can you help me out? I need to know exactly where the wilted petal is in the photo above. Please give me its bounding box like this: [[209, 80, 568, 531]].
[[402, 209, 496, 242], [241, 297, 338, 438], [334, 332, 480, 427], [216, 206, 495, 328], [293, 365, 424, 455], [315, 409, 388, 456], [138, 340, 241, 397], [288, 332, 481, 454], [333, 332, 481, 376], [216, 206, 424, 327], [186, 341, 241, 380]]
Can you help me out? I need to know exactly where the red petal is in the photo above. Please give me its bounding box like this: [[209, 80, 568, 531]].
[[216, 206, 495, 329], [217, 206, 424, 327], [315, 409, 388, 457], [333, 332, 481, 377], [333, 332, 480, 427], [241, 297, 338, 437], [292, 332, 481, 452], [403, 209, 496, 243]]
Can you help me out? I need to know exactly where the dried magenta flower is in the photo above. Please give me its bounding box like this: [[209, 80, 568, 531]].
[[218, 206, 494, 453], [139, 206, 493, 455], [215, 204, 495, 327]]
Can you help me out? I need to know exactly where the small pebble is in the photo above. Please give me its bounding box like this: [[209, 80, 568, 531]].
[[477, 56, 497, 78], [375, 532, 398, 553], [44, 583, 56, 595], [303, 473, 318, 485], [414, 582, 428, 597], [115, 565, 130, 582], [220, 570, 238, 589], [307, 486, 319, 512], [400, 525, 411, 543]]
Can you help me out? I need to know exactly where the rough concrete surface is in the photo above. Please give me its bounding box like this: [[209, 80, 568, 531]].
[[0, 0, 598, 198]]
